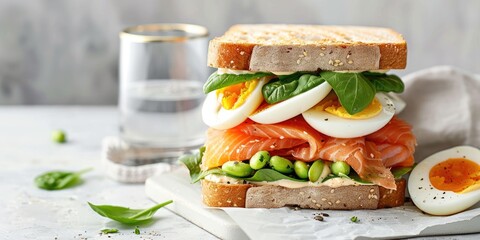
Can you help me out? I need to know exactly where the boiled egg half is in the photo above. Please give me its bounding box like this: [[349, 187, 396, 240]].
[[202, 78, 267, 129], [249, 81, 332, 124], [302, 92, 395, 138], [408, 146, 480, 215]]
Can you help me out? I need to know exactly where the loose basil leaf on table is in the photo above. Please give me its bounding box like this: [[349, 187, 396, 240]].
[[179, 146, 224, 183], [243, 169, 307, 182], [88, 200, 173, 224], [34, 168, 93, 190], [203, 72, 273, 94], [262, 73, 326, 104], [363, 72, 405, 93], [320, 71, 376, 115]]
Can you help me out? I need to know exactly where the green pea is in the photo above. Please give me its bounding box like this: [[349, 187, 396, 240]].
[[250, 151, 270, 170], [52, 130, 67, 143], [269, 156, 294, 174], [308, 160, 325, 182], [294, 161, 309, 179], [222, 161, 253, 177], [331, 161, 351, 176]]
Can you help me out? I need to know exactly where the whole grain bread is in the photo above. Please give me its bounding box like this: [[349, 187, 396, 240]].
[[201, 179, 406, 210], [208, 24, 407, 72]]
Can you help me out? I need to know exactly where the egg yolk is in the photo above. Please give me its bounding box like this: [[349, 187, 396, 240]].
[[429, 158, 480, 193], [216, 80, 258, 110], [317, 92, 382, 119]]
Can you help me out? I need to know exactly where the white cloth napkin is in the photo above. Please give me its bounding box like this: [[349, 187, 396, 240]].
[[399, 66, 480, 161], [222, 66, 480, 239]]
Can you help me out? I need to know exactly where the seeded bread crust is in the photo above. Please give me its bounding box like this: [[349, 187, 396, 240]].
[[208, 24, 407, 71], [201, 179, 406, 210]]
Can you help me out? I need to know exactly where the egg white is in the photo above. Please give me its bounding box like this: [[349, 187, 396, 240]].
[[202, 78, 267, 130], [302, 93, 395, 138], [385, 93, 406, 115], [249, 82, 332, 124], [408, 146, 480, 216]]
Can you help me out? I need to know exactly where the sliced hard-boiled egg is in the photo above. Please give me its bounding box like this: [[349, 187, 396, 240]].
[[386, 93, 406, 115], [249, 82, 332, 124], [202, 78, 267, 129], [302, 92, 395, 138], [408, 146, 480, 215]]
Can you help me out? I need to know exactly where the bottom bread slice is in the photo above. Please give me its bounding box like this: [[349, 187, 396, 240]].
[[201, 179, 406, 210]]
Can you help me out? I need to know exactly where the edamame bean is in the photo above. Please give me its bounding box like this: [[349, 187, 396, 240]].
[[250, 151, 270, 170], [308, 160, 325, 182], [294, 161, 309, 179], [52, 130, 67, 143], [222, 161, 253, 177], [331, 161, 351, 176], [269, 156, 294, 174]]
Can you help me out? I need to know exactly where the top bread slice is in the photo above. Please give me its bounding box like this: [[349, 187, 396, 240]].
[[208, 24, 407, 72]]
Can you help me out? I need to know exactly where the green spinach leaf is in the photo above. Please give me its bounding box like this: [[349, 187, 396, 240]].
[[364, 72, 404, 93], [203, 72, 273, 94], [322, 172, 373, 184], [244, 169, 307, 182], [88, 200, 173, 224], [262, 73, 325, 104], [322, 166, 413, 184], [320, 71, 376, 115], [179, 147, 224, 183], [392, 166, 413, 179], [35, 168, 93, 190]]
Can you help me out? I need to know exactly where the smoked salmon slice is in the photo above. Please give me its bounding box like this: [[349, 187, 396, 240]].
[[202, 116, 416, 190], [366, 117, 416, 153], [317, 138, 396, 189], [202, 116, 326, 169]]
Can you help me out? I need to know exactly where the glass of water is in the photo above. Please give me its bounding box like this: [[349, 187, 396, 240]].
[[119, 24, 208, 159]]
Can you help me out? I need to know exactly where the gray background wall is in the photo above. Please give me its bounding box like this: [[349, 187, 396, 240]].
[[1, 0, 479, 105]]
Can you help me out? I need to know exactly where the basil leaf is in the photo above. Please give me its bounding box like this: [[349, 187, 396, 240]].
[[262, 73, 325, 104], [34, 168, 92, 190], [364, 72, 404, 93], [244, 169, 307, 182], [88, 200, 173, 224], [203, 72, 273, 94], [179, 147, 224, 183], [392, 166, 413, 179], [320, 71, 376, 115]]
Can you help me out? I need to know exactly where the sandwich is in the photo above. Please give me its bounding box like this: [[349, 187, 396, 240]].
[[181, 24, 416, 210]]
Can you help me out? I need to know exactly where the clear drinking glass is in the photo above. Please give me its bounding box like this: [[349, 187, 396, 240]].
[[119, 24, 209, 159]]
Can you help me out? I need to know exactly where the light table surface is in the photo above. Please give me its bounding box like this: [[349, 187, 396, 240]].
[[0, 106, 216, 240]]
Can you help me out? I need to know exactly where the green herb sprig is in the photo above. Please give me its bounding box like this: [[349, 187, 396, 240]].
[[179, 147, 223, 183], [88, 200, 173, 224], [100, 228, 119, 234], [35, 168, 93, 190]]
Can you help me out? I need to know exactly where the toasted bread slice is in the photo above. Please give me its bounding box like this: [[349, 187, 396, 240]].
[[201, 179, 406, 210], [208, 24, 407, 72]]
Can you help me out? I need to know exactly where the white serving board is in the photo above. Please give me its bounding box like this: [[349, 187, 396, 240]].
[[145, 169, 480, 240], [145, 168, 249, 240]]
